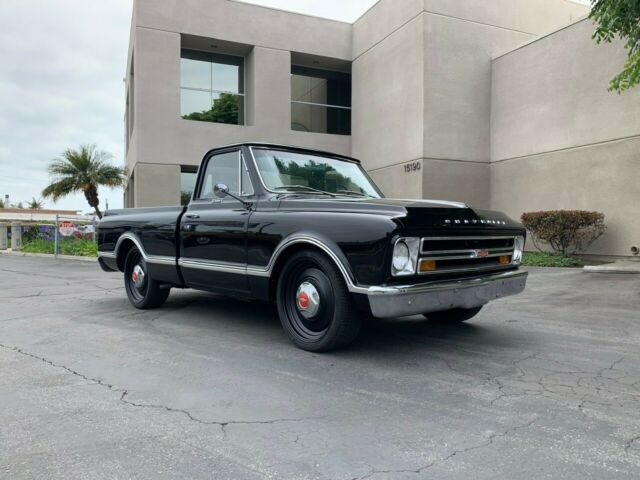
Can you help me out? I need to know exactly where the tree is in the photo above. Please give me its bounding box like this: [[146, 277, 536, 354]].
[[180, 190, 192, 206], [42, 144, 127, 219], [182, 93, 240, 124], [0, 198, 4, 208], [590, 0, 640, 92], [27, 197, 44, 210]]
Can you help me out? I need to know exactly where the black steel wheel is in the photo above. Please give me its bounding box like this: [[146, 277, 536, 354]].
[[124, 247, 170, 309], [425, 306, 483, 323], [277, 250, 361, 352]]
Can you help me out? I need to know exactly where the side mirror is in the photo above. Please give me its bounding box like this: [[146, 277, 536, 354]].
[[211, 183, 254, 210], [214, 183, 229, 199]]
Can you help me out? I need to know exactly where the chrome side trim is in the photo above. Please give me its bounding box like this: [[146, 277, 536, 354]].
[[146, 255, 177, 266], [263, 235, 366, 293], [109, 232, 177, 267], [178, 235, 365, 293], [178, 258, 252, 275]]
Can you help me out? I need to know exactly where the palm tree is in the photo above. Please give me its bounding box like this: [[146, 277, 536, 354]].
[[42, 144, 127, 219], [27, 197, 44, 210]]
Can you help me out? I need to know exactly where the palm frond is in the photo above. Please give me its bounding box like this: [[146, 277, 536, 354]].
[[42, 177, 77, 202], [93, 164, 127, 187]]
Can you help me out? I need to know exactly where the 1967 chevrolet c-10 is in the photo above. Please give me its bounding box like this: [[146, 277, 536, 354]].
[[97, 143, 527, 351]]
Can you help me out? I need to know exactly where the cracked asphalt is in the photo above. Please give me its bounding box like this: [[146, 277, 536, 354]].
[[1, 255, 640, 479]]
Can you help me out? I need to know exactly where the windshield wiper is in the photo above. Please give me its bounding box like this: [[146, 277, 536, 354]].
[[336, 189, 373, 198], [274, 185, 336, 197]]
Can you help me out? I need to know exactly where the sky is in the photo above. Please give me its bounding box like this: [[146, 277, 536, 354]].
[[0, 0, 589, 212], [0, 0, 378, 213]]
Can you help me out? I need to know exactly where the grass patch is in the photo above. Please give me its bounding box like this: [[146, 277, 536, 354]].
[[22, 238, 98, 257], [522, 251, 581, 268]]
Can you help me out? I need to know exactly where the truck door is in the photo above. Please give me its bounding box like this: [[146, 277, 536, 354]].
[[179, 148, 255, 293]]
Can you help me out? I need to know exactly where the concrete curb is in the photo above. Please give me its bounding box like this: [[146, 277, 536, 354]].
[[0, 250, 97, 263], [583, 261, 640, 274]]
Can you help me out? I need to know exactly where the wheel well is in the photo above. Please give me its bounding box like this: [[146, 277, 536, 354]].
[[116, 238, 136, 271], [267, 243, 349, 301]]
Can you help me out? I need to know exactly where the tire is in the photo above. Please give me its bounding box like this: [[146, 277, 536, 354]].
[[425, 306, 483, 323], [276, 250, 361, 352], [123, 247, 170, 309]]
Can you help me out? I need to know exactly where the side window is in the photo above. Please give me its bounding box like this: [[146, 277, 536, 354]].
[[199, 151, 240, 199], [198, 151, 254, 199]]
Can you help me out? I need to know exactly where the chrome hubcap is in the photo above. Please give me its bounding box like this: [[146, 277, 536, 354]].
[[296, 281, 320, 319], [131, 264, 146, 289]]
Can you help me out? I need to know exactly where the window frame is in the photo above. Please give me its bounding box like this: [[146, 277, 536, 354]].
[[180, 49, 246, 125], [290, 64, 352, 135], [194, 149, 254, 202], [248, 146, 383, 198]]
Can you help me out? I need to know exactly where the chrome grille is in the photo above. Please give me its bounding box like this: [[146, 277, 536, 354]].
[[419, 236, 516, 275]]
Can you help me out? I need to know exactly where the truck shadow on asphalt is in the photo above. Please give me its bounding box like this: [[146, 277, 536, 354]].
[[105, 289, 523, 355]]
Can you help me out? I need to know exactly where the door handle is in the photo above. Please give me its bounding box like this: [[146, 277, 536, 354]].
[[185, 214, 200, 219]]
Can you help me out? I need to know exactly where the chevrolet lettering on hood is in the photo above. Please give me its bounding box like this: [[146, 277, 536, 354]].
[[97, 142, 528, 352], [444, 219, 507, 225]]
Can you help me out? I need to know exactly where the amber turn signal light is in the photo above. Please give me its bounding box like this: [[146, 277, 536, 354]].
[[419, 260, 437, 272], [499, 255, 511, 265]]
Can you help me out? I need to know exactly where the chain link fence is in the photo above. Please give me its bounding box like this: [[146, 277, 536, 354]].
[[0, 215, 98, 258]]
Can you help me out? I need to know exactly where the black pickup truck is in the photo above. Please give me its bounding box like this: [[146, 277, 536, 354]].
[[98, 143, 527, 351]]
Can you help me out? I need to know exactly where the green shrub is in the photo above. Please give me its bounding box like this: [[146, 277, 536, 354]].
[[22, 238, 97, 257], [521, 210, 606, 256], [522, 252, 582, 268]]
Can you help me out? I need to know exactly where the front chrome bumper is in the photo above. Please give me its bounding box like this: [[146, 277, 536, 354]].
[[366, 269, 528, 318]]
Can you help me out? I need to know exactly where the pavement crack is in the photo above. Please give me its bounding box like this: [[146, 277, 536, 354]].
[[0, 343, 321, 438], [354, 419, 537, 479], [0, 343, 120, 391], [119, 390, 318, 434], [624, 435, 640, 455]]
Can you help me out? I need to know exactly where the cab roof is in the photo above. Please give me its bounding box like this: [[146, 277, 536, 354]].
[[206, 142, 361, 165]]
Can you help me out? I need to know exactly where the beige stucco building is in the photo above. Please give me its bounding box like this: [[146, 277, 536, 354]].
[[124, 0, 640, 257]]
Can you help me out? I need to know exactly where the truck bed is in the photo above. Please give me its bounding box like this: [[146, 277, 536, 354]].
[[98, 206, 187, 284]]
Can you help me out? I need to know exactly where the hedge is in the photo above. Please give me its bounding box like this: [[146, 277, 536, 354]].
[[521, 210, 606, 256]]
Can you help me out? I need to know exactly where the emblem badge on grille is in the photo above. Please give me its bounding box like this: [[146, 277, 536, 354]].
[[474, 249, 490, 258]]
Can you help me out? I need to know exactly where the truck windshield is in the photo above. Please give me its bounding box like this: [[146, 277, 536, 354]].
[[252, 149, 382, 198]]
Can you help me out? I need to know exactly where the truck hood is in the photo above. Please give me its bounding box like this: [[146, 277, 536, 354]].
[[274, 197, 524, 230]]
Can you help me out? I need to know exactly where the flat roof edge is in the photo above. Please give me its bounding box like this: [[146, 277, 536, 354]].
[[491, 14, 591, 61], [228, 0, 353, 25]]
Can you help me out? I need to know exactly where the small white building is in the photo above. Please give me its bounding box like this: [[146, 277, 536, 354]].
[[0, 208, 93, 223]]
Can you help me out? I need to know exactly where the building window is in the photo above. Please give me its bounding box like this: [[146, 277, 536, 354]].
[[180, 166, 198, 205], [291, 65, 351, 135], [180, 49, 244, 125]]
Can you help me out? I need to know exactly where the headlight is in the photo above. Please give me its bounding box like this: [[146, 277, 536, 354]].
[[513, 235, 525, 264], [391, 237, 420, 276], [392, 242, 410, 271]]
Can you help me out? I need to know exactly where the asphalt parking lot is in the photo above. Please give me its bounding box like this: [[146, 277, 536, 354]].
[[1, 255, 640, 479]]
